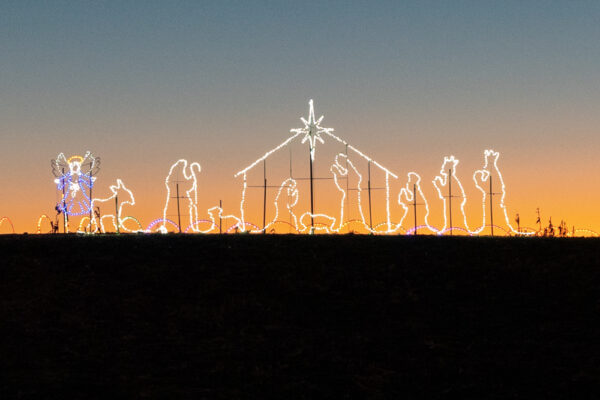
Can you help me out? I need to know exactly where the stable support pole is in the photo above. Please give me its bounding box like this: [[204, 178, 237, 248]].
[[263, 160, 267, 234], [489, 175, 494, 236], [413, 183, 417, 236], [345, 144, 349, 219], [448, 168, 452, 236], [115, 194, 120, 234], [176, 183, 182, 233], [368, 161, 373, 231], [309, 148, 314, 230], [289, 148, 293, 232]]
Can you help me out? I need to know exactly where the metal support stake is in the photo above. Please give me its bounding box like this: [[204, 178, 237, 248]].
[[413, 183, 418, 236], [489, 175, 494, 236], [115, 194, 120, 234], [289, 147, 293, 232], [448, 168, 452, 236], [176, 183, 182, 233], [345, 144, 349, 219], [309, 147, 314, 230], [263, 160, 267, 234], [368, 161, 373, 231]]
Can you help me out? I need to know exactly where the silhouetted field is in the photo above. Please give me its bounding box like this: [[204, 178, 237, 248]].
[[1, 234, 599, 399]]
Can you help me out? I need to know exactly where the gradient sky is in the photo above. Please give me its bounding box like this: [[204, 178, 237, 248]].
[[1, 1, 600, 233]]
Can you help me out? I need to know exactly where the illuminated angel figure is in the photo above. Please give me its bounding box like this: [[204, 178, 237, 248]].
[[161, 159, 202, 232], [51, 152, 100, 218]]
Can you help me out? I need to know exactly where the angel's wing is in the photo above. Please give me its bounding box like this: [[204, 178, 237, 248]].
[[51, 153, 70, 177], [81, 151, 101, 177]]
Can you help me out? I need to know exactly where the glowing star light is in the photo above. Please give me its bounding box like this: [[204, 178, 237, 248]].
[[291, 99, 334, 161]]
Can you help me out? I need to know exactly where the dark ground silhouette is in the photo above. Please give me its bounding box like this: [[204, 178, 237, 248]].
[[1, 234, 599, 399]]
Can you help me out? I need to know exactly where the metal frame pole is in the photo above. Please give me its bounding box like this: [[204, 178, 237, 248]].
[[289, 147, 293, 232], [448, 168, 452, 236], [368, 161, 373, 231], [176, 183, 182, 233], [413, 183, 417, 236], [345, 144, 349, 220], [309, 147, 314, 230], [115, 194, 120, 234], [489, 175, 494, 236], [263, 160, 267, 234]]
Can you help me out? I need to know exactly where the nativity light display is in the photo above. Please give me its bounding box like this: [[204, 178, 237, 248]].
[[235, 99, 399, 234], [40, 100, 572, 237], [230, 101, 537, 235], [230, 100, 531, 236]]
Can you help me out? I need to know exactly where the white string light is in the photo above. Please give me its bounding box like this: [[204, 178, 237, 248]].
[[207, 206, 242, 233], [234, 100, 397, 233], [483, 149, 534, 236], [90, 179, 136, 233], [431, 156, 459, 234], [262, 178, 299, 233], [396, 172, 430, 233], [298, 212, 337, 233], [161, 160, 202, 232]]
